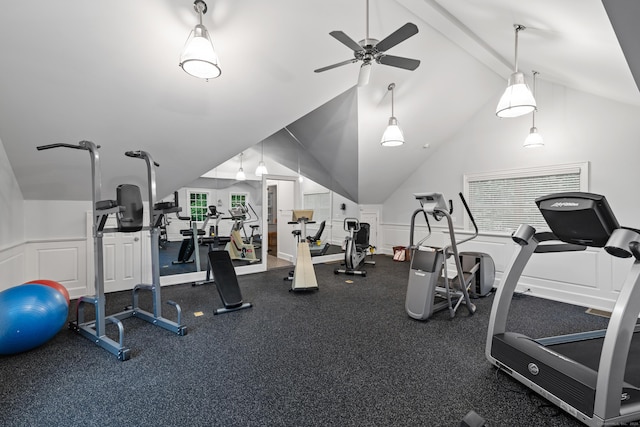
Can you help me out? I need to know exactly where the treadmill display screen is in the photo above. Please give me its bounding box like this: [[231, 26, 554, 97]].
[[535, 192, 619, 247]]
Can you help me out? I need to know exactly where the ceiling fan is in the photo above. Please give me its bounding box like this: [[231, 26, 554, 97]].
[[314, 0, 421, 86]]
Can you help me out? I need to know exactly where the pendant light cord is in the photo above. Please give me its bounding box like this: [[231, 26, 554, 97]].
[[388, 83, 396, 117], [531, 70, 538, 126]]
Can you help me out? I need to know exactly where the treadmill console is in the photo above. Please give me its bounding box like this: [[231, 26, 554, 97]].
[[536, 192, 619, 247]]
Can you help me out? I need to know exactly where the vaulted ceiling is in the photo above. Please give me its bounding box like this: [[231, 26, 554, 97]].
[[0, 0, 638, 204]]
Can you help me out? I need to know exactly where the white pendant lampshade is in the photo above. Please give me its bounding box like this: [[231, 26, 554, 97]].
[[179, 0, 221, 80], [255, 142, 268, 177], [496, 71, 536, 118], [496, 25, 535, 118], [255, 161, 268, 177], [523, 127, 544, 148], [523, 70, 544, 148], [381, 117, 405, 147], [381, 83, 405, 147], [236, 152, 246, 180]]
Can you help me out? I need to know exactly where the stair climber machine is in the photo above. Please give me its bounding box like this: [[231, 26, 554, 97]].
[[405, 192, 494, 320], [37, 141, 186, 361], [486, 192, 640, 426]]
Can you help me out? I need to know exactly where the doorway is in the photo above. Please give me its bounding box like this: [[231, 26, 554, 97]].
[[264, 177, 296, 270]]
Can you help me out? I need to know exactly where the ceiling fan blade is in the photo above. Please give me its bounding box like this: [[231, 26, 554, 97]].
[[329, 31, 365, 52], [314, 59, 358, 73], [377, 54, 420, 71], [375, 23, 419, 53]]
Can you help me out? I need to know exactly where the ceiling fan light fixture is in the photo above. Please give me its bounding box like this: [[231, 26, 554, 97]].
[[179, 0, 222, 80], [496, 25, 535, 118], [357, 62, 372, 87]]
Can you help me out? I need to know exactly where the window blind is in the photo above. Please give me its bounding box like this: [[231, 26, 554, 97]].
[[465, 164, 587, 233]]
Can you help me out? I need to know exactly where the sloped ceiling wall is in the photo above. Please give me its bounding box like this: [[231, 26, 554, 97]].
[[262, 87, 360, 202]]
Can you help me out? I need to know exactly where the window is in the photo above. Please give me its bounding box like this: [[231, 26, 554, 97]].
[[189, 191, 208, 222], [230, 193, 248, 209], [464, 162, 588, 233], [303, 192, 330, 223]]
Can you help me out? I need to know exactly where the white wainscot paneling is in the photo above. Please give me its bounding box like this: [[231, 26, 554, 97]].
[[523, 249, 600, 289], [451, 232, 511, 273], [0, 244, 26, 290], [381, 224, 448, 255], [25, 240, 87, 299]]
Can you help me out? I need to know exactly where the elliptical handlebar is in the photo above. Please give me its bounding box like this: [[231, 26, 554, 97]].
[[409, 209, 432, 249], [451, 192, 479, 248], [125, 150, 160, 167], [37, 141, 101, 151]]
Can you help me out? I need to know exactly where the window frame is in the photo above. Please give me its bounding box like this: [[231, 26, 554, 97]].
[[188, 190, 210, 222], [229, 192, 249, 210]]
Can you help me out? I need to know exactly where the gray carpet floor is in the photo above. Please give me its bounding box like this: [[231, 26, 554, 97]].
[[0, 255, 611, 426]]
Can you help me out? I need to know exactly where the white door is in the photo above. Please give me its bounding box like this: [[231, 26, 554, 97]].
[[276, 180, 296, 262], [86, 212, 143, 294], [360, 211, 379, 250]]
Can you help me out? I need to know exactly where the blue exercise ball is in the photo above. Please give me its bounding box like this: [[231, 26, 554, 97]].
[[0, 284, 69, 355]]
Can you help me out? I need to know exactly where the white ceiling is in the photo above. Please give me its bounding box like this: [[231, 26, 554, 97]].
[[0, 0, 637, 203]]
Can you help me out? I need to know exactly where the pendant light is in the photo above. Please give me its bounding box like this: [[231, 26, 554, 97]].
[[255, 142, 268, 177], [179, 0, 222, 80], [381, 83, 405, 147], [524, 71, 544, 148], [236, 152, 246, 181], [496, 25, 536, 118]]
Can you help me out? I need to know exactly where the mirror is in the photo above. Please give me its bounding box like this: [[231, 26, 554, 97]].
[[159, 170, 265, 279]]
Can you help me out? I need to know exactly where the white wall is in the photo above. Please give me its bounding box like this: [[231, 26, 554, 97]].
[[0, 137, 24, 248], [380, 81, 640, 310], [0, 137, 26, 287]]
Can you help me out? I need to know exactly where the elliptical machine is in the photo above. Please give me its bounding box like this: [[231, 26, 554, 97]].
[[334, 218, 375, 276], [405, 192, 488, 320]]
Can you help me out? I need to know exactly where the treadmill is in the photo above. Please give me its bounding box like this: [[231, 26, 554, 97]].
[[486, 192, 640, 426]]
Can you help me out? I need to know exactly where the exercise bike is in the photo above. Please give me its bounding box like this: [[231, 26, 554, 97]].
[[334, 218, 375, 276], [284, 210, 319, 291], [224, 206, 259, 263]]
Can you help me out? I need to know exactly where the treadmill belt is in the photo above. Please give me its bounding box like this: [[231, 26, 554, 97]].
[[548, 330, 640, 385]]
